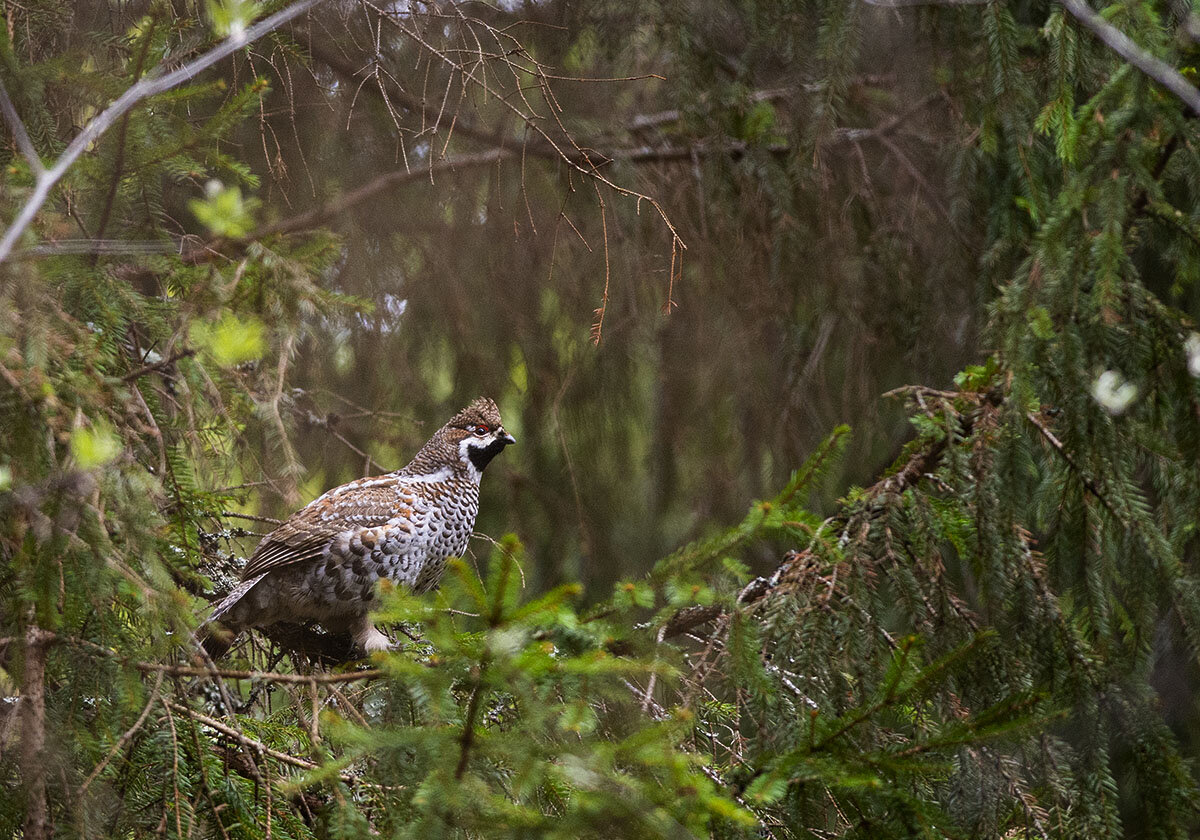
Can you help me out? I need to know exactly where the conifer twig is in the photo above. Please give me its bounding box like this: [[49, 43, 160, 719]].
[[0, 0, 325, 264], [80, 670, 165, 794], [1059, 0, 1200, 116], [1024, 410, 1122, 522]]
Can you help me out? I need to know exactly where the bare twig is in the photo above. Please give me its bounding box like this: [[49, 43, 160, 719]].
[[136, 661, 382, 684], [299, 31, 537, 157], [248, 148, 509, 241], [366, 2, 687, 253], [0, 0, 325, 264], [165, 700, 327, 773], [590, 184, 610, 344], [219, 510, 285, 526]]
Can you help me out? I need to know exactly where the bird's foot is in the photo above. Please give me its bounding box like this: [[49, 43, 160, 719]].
[[353, 623, 394, 654]]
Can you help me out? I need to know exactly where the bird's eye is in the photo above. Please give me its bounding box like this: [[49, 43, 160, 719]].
[[471, 424, 490, 436]]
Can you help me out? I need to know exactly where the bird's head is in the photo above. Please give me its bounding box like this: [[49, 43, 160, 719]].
[[443, 396, 516, 475]]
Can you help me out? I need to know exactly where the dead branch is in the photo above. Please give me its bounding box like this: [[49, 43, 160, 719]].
[[298, 31, 540, 158], [136, 661, 382, 684], [1025, 409, 1123, 522], [165, 700, 341, 775]]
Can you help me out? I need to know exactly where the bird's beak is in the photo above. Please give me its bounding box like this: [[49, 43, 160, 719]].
[[500, 429, 516, 445]]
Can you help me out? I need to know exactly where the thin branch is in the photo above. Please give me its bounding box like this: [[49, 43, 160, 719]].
[[120, 348, 196, 382], [0, 76, 44, 175], [298, 31, 538, 157], [93, 13, 158, 244], [165, 700, 328, 773], [1025, 410, 1123, 522], [1059, 0, 1200, 116], [189, 134, 903, 254], [136, 661, 382, 684], [8, 239, 190, 259], [367, 2, 687, 252], [219, 510, 285, 526], [454, 653, 489, 780], [248, 148, 510, 240], [862, 0, 985, 6], [79, 670, 164, 794], [0, 0, 325, 264], [833, 92, 939, 143]]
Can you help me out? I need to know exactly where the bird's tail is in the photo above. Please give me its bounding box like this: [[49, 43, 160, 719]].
[[196, 573, 268, 660]]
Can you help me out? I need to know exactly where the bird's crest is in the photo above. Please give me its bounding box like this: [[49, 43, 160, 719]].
[[447, 396, 503, 430]]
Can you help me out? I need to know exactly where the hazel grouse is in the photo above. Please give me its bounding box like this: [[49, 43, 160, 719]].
[[203, 397, 514, 656]]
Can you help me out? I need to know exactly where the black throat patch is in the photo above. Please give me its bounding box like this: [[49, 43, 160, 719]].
[[468, 437, 509, 472]]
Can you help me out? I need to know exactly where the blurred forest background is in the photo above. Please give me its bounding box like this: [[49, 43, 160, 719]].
[[2, 0, 1200, 838], [9, 0, 986, 592]]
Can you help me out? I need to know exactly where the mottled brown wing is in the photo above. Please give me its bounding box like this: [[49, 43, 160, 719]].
[[241, 476, 413, 579]]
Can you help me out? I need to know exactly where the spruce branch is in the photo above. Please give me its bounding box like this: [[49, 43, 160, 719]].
[[79, 670, 165, 795], [1024, 409, 1122, 522], [0, 0, 325, 265], [1059, 0, 1200, 116]]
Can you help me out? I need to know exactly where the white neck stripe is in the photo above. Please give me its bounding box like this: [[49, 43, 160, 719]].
[[404, 466, 454, 483]]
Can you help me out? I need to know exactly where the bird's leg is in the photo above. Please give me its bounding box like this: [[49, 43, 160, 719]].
[[349, 615, 393, 653]]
